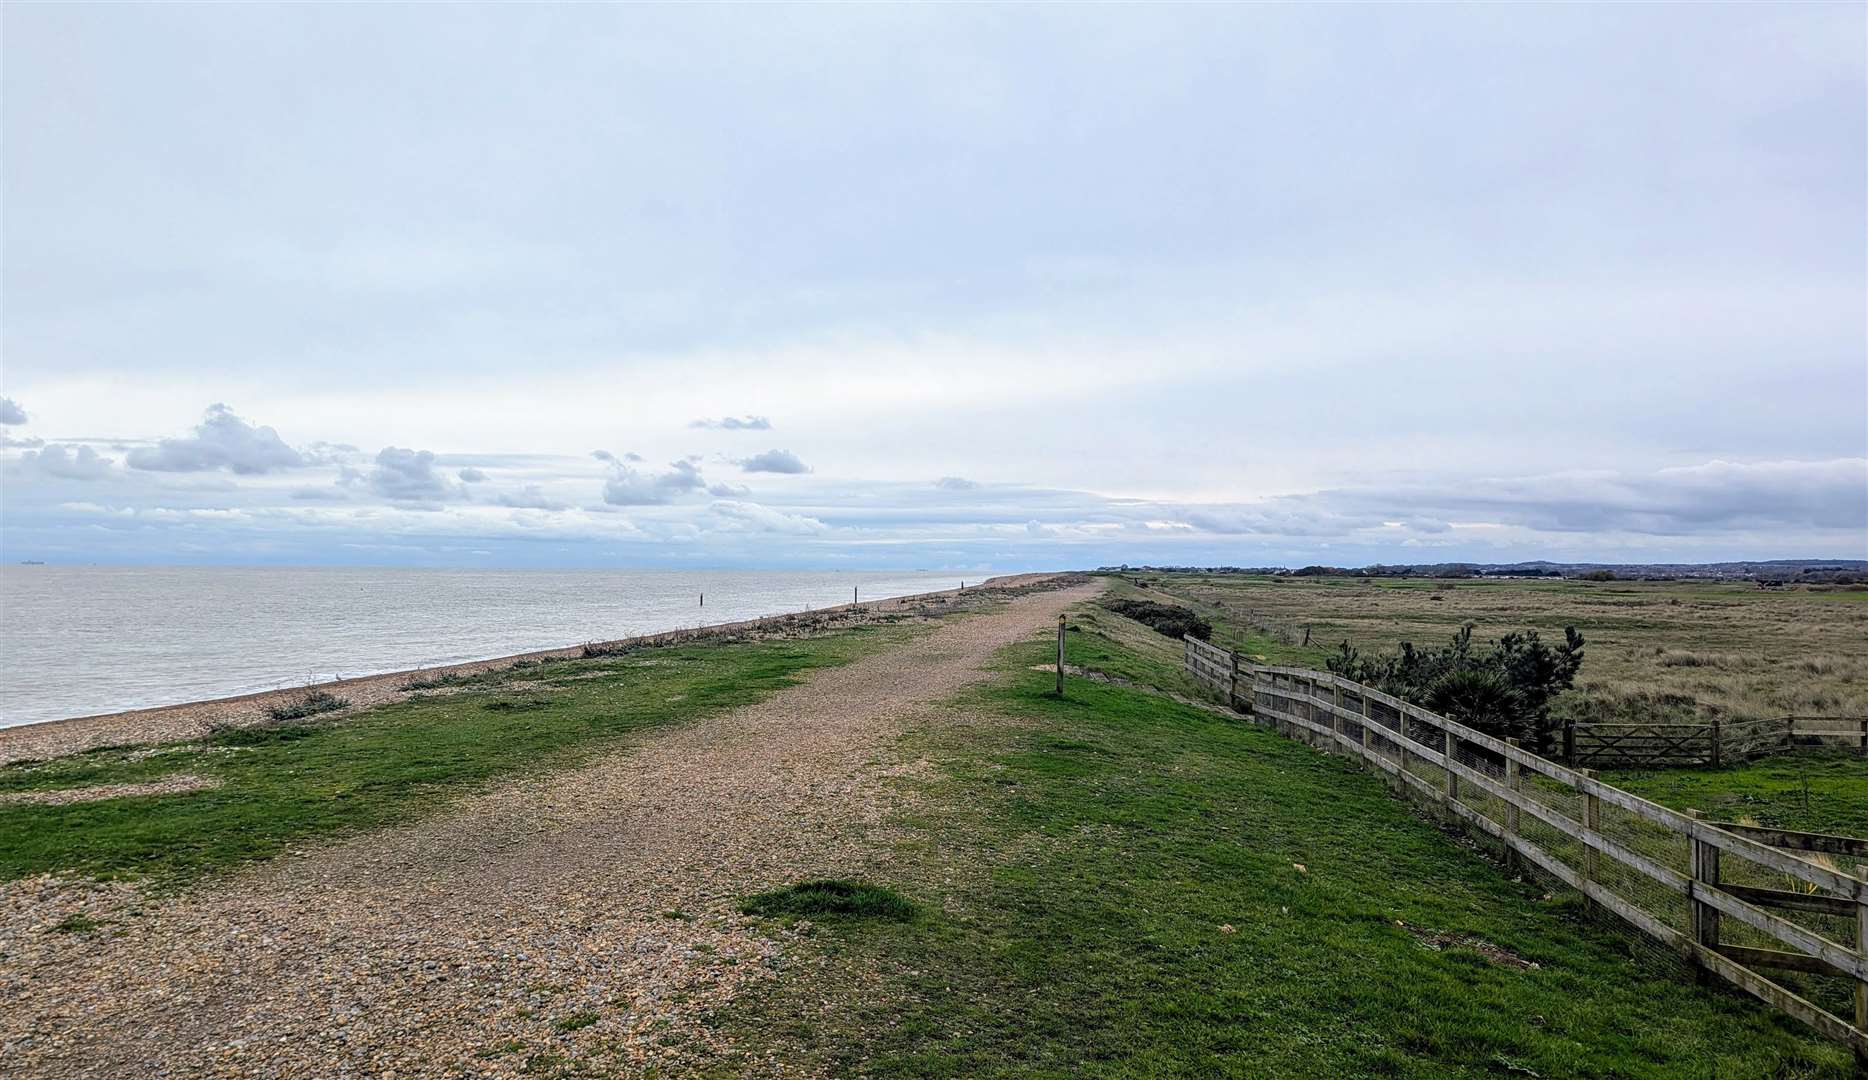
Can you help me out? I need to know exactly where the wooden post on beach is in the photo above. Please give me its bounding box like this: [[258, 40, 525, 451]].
[[1056, 615, 1066, 696], [853, 586, 858, 607]]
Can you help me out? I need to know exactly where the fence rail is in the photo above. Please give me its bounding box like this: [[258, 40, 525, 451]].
[[1181, 637, 1868, 1060], [1565, 716, 1868, 768]]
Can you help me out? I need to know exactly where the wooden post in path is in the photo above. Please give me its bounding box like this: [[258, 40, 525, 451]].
[[1055, 615, 1066, 697], [1688, 809, 1721, 985]]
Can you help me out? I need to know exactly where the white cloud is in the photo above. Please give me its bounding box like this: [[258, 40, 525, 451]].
[[19, 444, 113, 480], [709, 499, 828, 535], [739, 449, 810, 474], [494, 484, 567, 510], [691, 415, 772, 430], [458, 467, 488, 483], [369, 447, 459, 502], [126, 404, 305, 475], [602, 457, 708, 505], [0, 397, 27, 425]]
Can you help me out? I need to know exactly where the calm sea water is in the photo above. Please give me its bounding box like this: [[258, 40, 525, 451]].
[[0, 566, 970, 728]]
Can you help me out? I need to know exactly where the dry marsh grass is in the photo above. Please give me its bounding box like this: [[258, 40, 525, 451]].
[[1123, 573, 1868, 725]]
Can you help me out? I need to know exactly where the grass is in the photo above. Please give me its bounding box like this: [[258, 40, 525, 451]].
[[716, 630, 1854, 1077], [1601, 752, 1868, 839], [1117, 572, 1868, 725], [0, 623, 921, 886], [262, 690, 348, 722], [553, 1011, 599, 1033], [741, 880, 918, 922]]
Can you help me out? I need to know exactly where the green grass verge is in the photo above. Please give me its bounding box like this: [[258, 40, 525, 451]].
[[1601, 752, 1868, 839], [716, 634, 1854, 1077], [0, 625, 920, 886]]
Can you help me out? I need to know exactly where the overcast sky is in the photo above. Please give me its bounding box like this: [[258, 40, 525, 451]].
[[2, 4, 1863, 569]]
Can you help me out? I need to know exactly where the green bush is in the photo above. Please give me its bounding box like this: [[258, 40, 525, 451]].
[[1100, 598, 1212, 642], [1326, 623, 1585, 751]]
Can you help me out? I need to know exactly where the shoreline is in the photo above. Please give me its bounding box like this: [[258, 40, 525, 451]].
[[0, 572, 1068, 765]]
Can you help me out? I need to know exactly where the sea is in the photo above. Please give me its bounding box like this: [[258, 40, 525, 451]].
[[0, 566, 974, 728]]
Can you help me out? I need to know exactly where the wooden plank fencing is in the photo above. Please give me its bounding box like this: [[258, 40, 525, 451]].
[[1565, 716, 1868, 768], [1182, 637, 1868, 1060]]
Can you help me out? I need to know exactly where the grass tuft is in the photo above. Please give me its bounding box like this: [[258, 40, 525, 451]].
[[740, 879, 917, 922]]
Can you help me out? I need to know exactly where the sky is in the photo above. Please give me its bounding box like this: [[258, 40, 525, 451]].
[[2, 4, 1864, 570]]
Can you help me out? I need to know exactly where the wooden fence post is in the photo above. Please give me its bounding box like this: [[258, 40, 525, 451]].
[[1360, 694, 1372, 755], [1504, 739, 1522, 838], [1582, 769, 1601, 898], [1709, 720, 1722, 768], [1687, 809, 1721, 985], [1564, 721, 1576, 765], [1852, 862, 1865, 1045], [1333, 681, 1344, 740], [1229, 651, 1240, 711], [1443, 726, 1458, 803], [1858, 719, 1867, 758]]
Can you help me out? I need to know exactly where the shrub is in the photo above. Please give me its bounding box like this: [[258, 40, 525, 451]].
[[262, 690, 348, 723], [1326, 623, 1585, 751], [1100, 598, 1212, 642]]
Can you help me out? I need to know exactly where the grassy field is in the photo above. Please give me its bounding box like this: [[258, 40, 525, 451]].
[[1601, 752, 1868, 839], [0, 622, 921, 885], [717, 618, 1856, 1077], [1114, 572, 1868, 727]]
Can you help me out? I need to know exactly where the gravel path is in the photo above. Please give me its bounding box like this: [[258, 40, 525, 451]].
[[0, 576, 1099, 1078]]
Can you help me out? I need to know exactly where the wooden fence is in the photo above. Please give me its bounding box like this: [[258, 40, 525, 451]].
[[1182, 635, 1868, 1060], [1566, 716, 1868, 768]]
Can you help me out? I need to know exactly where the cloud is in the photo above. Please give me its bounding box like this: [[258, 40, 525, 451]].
[[126, 404, 305, 475], [707, 482, 751, 497], [494, 484, 568, 510], [602, 458, 709, 506], [709, 499, 827, 535], [20, 444, 113, 480], [590, 450, 615, 463], [0, 432, 45, 448], [369, 447, 459, 502], [935, 476, 979, 490], [0, 398, 26, 425], [739, 449, 810, 474], [1177, 458, 1868, 541], [691, 415, 772, 430], [289, 486, 350, 502], [458, 467, 488, 483]]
